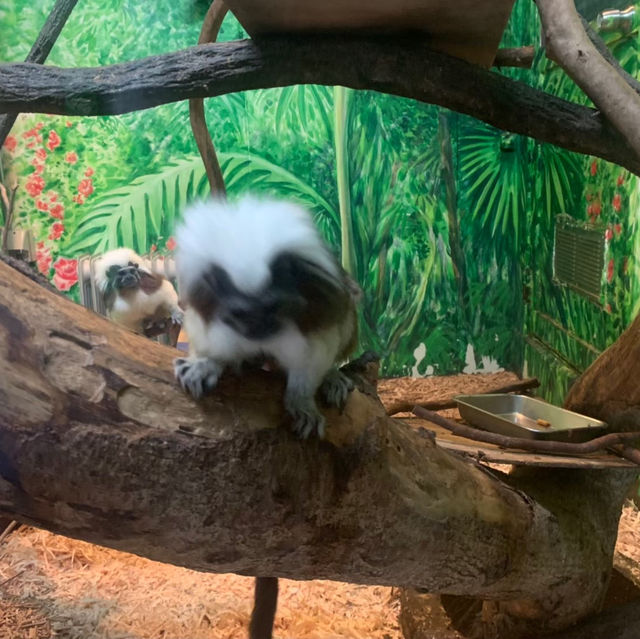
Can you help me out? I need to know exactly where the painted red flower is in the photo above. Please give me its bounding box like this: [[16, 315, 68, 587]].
[[33, 163, 44, 175], [607, 258, 615, 283], [73, 194, 85, 205], [605, 303, 612, 314], [34, 147, 47, 162], [614, 223, 622, 236], [2, 135, 17, 152], [150, 244, 157, 253], [617, 174, 625, 187], [77, 178, 94, 197], [52, 257, 78, 291], [590, 160, 598, 176], [66, 121, 73, 127], [591, 202, 601, 216], [36, 244, 52, 275], [48, 191, 58, 202], [35, 122, 44, 131], [84, 167, 94, 177], [46, 130, 61, 151], [25, 174, 45, 197], [48, 222, 64, 240], [65, 151, 78, 164], [605, 227, 613, 241], [612, 193, 622, 212], [166, 237, 176, 251], [50, 203, 64, 220], [35, 198, 49, 212]]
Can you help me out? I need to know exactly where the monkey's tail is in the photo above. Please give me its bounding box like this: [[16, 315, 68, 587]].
[[249, 577, 279, 639]]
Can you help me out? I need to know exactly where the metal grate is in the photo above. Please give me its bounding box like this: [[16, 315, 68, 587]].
[[553, 216, 604, 301]]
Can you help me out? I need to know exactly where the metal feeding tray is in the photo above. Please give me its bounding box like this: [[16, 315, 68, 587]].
[[455, 394, 608, 442]]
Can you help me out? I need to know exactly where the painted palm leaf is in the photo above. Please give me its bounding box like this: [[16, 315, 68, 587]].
[[68, 153, 338, 256]]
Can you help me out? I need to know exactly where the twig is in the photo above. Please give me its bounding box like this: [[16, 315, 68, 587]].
[[0, 569, 25, 588], [413, 406, 640, 461], [0, 519, 19, 544], [387, 377, 540, 416], [0, 0, 79, 147], [189, 0, 228, 197]]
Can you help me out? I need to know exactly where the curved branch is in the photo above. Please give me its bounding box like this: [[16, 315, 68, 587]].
[[189, 0, 229, 196], [536, 0, 640, 160], [0, 36, 639, 174]]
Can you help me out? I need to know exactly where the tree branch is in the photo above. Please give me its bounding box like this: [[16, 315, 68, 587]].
[[0, 36, 639, 174], [536, 0, 640, 160], [492, 46, 535, 69], [189, 0, 228, 196], [0, 256, 634, 637], [0, 0, 79, 147]]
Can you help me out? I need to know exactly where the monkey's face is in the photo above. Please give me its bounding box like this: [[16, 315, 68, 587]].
[[106, 261, 142, 292], [195, 264, 306, 341]]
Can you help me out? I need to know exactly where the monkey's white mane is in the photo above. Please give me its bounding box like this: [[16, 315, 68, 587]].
[[176, 196, 339, 295], [93, 248, 151, 292]]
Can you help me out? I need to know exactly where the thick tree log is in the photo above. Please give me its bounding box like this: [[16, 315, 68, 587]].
[[492, 46, 535, 69], [0, 258, 635, 637], [1, 37, 639, 175], [536, 0, 640, 160], [565, 309, 640, 429]]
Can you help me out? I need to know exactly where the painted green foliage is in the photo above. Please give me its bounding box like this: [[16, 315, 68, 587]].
[[1, 0, 639, 386]]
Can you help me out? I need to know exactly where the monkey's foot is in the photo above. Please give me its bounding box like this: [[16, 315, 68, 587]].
[[284, 394, 326, 440], [320, 368, 354, 410], [174, 356, 222, 399]]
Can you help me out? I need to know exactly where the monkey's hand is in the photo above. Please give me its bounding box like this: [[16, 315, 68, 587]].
[[284, 370, 327, 439], [170, 307, 184, 325], [174, 356, 223, 399], [319, 367, 354, 411]]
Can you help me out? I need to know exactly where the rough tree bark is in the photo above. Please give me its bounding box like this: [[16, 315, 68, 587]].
[[1, 37, 640, 175], [0, 258, 636, 638], [536, 0, 640, 160]]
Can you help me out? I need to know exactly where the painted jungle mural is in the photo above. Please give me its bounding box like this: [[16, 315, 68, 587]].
[[1, 0, 639, 396]]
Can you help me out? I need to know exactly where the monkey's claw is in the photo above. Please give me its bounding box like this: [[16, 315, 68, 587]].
[[320, 368, 354, 410], [174, 357, 221, 399], [285, 395, 326, 439], [171, 308, 184, 325]]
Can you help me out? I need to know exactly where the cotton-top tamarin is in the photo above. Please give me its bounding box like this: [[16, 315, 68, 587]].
[[173, 196, 361, 439], [94, 248, 183, 334]]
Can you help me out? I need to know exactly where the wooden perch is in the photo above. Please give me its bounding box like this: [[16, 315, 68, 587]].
[[0, 258, 637, 637], [1, 36, 640, 175], [492, 46, 535, 69], [536, 0, 640, 160]]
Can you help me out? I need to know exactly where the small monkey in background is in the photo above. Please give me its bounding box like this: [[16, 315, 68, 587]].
[[94, 248, 183, 335], [173, 195, 361, 438]]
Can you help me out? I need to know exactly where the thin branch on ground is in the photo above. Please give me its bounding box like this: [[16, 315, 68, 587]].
[[413, 406, 640, 463]]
